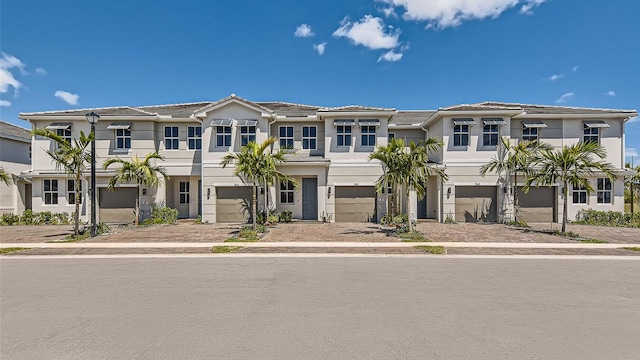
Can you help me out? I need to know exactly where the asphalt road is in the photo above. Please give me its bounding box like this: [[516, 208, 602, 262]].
[[1, 257, 639, 360]]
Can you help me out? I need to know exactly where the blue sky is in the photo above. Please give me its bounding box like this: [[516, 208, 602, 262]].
[[1, 0, 638, 162]]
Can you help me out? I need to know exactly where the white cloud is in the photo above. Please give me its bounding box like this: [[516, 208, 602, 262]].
[[333, 15, 401, 50], [626, 148, 638, 158], [313, 42, 327, 55], [0, 52, 26, 94], [607, 90, 616, 97], [572, 65, 579, 72], [519, 0, 547, 15], [54, 90, 79, 105], [547, 74, 563, 82], [378, 50, 403, 62], [378, 6, 398, 18], [0, 100, 11, 107], [35, 67, 47, 75], [555, 92, 574, 104], [294, 24, 314, 38], [378, 0, 547, 29]]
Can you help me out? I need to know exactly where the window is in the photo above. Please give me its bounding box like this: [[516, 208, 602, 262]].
[[522, 127, 538, 142], [29, 146, 32, 160], [216, 126, 232, 147], [361, 126, 376, 147], [583, 126, 599, 144], [337, 125, 352, 147], [164, 126, 179, 150], [115, 129, 131, 149], [56, 128, 71, 145], [597, 178, 612, 204], [67, 179, 82, 204], [179, 181, 190, 204], [43, 179, 58, 205], [572, 184, 587, 204], [279, 126, 294, 148], [388, 133, 395, 140], [453, 125, 469, 146], [240, 126, 256, 146], [302, 126, 317, 150], [483, 125, 499, 146], [187, 126, 201, 150], [280, 180, 294, 204]]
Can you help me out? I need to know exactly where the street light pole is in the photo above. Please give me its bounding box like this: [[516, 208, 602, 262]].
[[86, 112, 100, 236]]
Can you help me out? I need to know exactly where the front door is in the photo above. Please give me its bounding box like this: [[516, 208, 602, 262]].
[[197, 180, 202, 216], [302, 178, 318, 220], [417, 192, 427, 219], [177, 181, 190, 219]]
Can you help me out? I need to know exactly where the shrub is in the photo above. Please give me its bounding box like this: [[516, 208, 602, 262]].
[[141, 206, 179, 225], [574, 209, 640, 227], [1, 213, 20, 225], [279, 210, 292, 223], [20, 209, 35, 225], [444, 214, 456, 224], [505, 219, 530, 228], [398, 231, 428, 242]]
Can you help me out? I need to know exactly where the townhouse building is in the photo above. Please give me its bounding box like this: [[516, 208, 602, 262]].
[[19, 95, 637, 224], [0, 120, 31, 215]]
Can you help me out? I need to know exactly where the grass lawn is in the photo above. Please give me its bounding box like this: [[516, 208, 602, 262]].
[[212, 246, 243, 253], [414, 245, 447, 255], [0, 247, 31, 255]]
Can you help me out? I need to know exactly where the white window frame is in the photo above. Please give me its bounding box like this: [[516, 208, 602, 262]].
[[240, 126, 256, 146], [302, 126, 317, 150], [216, 126, 232, 147], [280, 180, 294, 204], [187, 126, 201, 150], [56, 128, 72, 145], [164, 126, 179, 150], [361, 125, 376, 147], [583, 126, 599, 144], [279, 126, 294, 149], [572, 184, 588, 204], [67, 179, 82, 205], [336, 125, 352, 147], [43, 179, 58, 205], [522, 127, 538, 142], [179, 181, 190, 204], [388, 132, 395, 141], [597, 178, 612, 204], [453, 125, 470, 147], [483, 124, 500, 147], [115, 128, 131, 150]]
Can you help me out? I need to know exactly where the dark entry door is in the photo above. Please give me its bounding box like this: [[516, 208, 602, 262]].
[[417, 193, 427, 219], [302, 178, 318, 220]]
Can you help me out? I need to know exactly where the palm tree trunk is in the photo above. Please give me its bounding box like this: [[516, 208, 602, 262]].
[[264, 180, 268, 219], [562, 180, 568, 233], [513, 173, 518, 221], [74, 174, 81, 236], [406, 185, 412, 232], [253, 184, 258, 230], [135, 186, 140, 226]]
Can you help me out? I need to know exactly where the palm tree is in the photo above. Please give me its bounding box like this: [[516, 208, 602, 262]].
[[524, 141, 616, 232], [369, 137, 448, 232], [480, 138, 552, 221], [221, 137, 296, 229], [103, 152, 168, 225], [32, 128, 93, 236], [625, 162, 640, 215], [0, 168, 12, 186]]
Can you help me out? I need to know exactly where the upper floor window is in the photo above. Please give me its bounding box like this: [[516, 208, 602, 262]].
[[483, 125, 499, 146], [522, 127, 538, 142], [46, 123, 71, 145], [164, 126, 179, 150], [572, 184, 587, 204], [583, 121, 609, 144], [107, 123, 132, 150], [453, 125, 470, 146], [187, 126, 201, 150], [67, 179, 82, 204], [240, 126, 256, 146], [597, 178, 612, 204], [337, 125, 352, 147], [302, 126, 317, 150], [361, 126, 376, 147], [216, 126, 232, 147], [279, 126, 294, 149], [43, 179, 58, 205], [280, 180, 294, 204]]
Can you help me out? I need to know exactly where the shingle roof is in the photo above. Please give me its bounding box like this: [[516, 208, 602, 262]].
[[318, 105, 395, 112], [20, 106, 156, 117], [440, 103, 522, 111], [477, 101, 637, 115], [390, 111, 436, 126], [256, 102, 323, 116], [137, 102, 214, 117], [0, 120, 31, 142]]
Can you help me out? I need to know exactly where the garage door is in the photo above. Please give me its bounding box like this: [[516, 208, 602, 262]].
[[517, 187, 555, 222], [455, 186, 497, 222], [99, 187, 137, 223], [335, 186, 376, 222], [216, 187, 252, 223]]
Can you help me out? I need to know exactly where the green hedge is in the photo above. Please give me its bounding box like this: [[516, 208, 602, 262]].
[[1, 210, 73, 226], [574, 209, 640, 228]]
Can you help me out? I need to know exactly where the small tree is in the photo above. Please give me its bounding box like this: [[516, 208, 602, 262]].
[[369, 138, 448, 232], [625, 163, 640, 215], [221, 137, 296, 229], [524, 141, 616, 232], [480, 138, 551, 221], [103, 152, 168, 225], [32, 128, 93, 236], [0, 168, 12, 186]]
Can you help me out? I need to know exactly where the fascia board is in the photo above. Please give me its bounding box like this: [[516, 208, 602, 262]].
[[513, 113, 637, 119]]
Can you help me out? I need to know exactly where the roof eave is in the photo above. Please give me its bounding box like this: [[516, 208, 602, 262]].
[[513, 112, 638, 119], [19, 115, 160, 121], [317, 110, 396, 117]]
